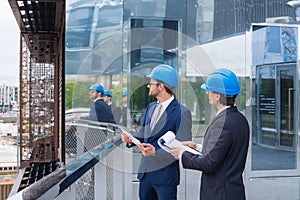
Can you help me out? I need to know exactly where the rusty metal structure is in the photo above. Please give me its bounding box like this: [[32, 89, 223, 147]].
[[8, 0, 65, 189]]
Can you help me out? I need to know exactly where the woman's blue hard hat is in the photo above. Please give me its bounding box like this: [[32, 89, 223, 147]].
[[201, 68, 240, 96], [122, 88, 128, 96], [104, 90, 112, 97]]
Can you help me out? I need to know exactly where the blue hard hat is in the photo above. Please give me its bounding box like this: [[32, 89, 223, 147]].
[[146, 64, 178, 88], [201, 68, 240, 96], [89, 84, 104, 93], [122, 88, 128, 96], [104, 90, 112, 97]]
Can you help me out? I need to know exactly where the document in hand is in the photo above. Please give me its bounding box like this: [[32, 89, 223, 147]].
[[158, 131, 201, 155], [121, 128, 141, 145]]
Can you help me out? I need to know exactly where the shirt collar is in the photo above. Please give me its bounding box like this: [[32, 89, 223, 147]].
[[216, 105, 231, 116], [157, 95, 174, 110], [94, 97, 102, 102]]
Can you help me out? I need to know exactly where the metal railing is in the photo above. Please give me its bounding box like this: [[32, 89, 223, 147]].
[[8, 119, 133, 200], [8, 118, 203, 200], [64, 120, 123, 200]]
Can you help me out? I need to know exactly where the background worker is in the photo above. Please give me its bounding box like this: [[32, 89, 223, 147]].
[[81, 84, 112, 151], [170, 68, 250, 200], [72, 83, 111, 123], [84, 84, 111, 123], [121, 64, 192, 200], [103, 89, 122, 124]]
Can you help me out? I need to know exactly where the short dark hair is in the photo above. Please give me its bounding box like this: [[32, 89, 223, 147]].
[[98, 91, 104, 97], [156, 80, 174, 95], [219, 93, 237, 106]]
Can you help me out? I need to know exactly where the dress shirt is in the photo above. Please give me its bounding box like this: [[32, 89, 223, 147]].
[[157, 95, 174, 112]]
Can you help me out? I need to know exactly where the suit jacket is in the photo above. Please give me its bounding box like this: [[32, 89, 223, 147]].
[[89, 98, 111, 123], [110, 104, 122, 124], [181, 106, 249, 200], [134, 98, 192, 186], [80, 99, 112, 151]]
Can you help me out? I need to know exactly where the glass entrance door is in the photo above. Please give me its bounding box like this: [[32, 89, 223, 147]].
[[256, 64, 297, 151], [253, 63, 297, 171], [277, 65, 296, 150], [256, 65, 276, 147]]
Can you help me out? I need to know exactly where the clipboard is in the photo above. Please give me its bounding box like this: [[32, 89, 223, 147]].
[[120, 128, 141, 145], [158, 131, 201, 155]]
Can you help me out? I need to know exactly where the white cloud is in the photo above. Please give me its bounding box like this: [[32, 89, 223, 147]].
[[0, 1, 20, 86]]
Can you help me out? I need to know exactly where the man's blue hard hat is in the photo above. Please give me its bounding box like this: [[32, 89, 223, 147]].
[[146, 64, 178, 88], [104, 90, 112, 97], [89, 84, 104, 93], [201, 68, 240, 96]]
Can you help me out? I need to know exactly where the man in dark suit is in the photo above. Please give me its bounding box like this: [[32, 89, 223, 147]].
[[170, 68, 250, 200], [122, 64, 192, 200], [85, 84, 111, 123], [81, 84, 112, 150]]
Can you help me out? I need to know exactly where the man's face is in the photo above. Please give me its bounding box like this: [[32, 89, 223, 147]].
[[89, 90, 98, 100], [147, 78, 160, 97]]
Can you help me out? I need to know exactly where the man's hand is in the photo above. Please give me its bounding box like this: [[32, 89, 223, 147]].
[[121, 133, 132, 143], [138, 143, 155, 156]]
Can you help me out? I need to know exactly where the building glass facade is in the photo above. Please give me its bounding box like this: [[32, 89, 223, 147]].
[[65, 0, 300, 199]]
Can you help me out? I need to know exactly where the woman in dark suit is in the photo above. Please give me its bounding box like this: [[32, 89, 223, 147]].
[[170, 68, 250, 200]]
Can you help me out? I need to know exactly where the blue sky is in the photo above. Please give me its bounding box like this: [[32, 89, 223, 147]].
[[0, 1, 20, 86]]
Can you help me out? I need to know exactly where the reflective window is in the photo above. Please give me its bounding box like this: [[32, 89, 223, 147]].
[[66, 7, 94, 48], [129, 18, 179, 115], [97, 5, 122, 28], [266, 26, 281, 54]]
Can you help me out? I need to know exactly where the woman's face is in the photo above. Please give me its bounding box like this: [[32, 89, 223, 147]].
[[206, 90, 220, 106]]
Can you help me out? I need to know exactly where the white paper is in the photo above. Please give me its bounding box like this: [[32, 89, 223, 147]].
[[121, 128, 141, 145], [158, 131, 201, 155]]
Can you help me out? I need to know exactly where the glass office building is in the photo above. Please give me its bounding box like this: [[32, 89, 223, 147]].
[[65, 0, 300, 199]]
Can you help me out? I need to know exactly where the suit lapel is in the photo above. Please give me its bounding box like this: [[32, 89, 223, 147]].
[[145, 103, 158, 141], [150, 99, 177, 135]]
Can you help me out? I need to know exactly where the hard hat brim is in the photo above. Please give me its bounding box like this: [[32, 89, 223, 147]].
[[200, 83, 207, 91]]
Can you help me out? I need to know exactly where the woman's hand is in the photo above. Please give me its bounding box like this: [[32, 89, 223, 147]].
[[182, 141, 197, 149], [169, 147, 181, 160]]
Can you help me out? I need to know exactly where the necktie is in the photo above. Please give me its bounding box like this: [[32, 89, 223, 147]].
[[150, 103, 162, 131]]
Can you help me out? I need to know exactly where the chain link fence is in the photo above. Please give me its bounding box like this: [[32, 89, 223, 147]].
[[65, 120, 121, 200]]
